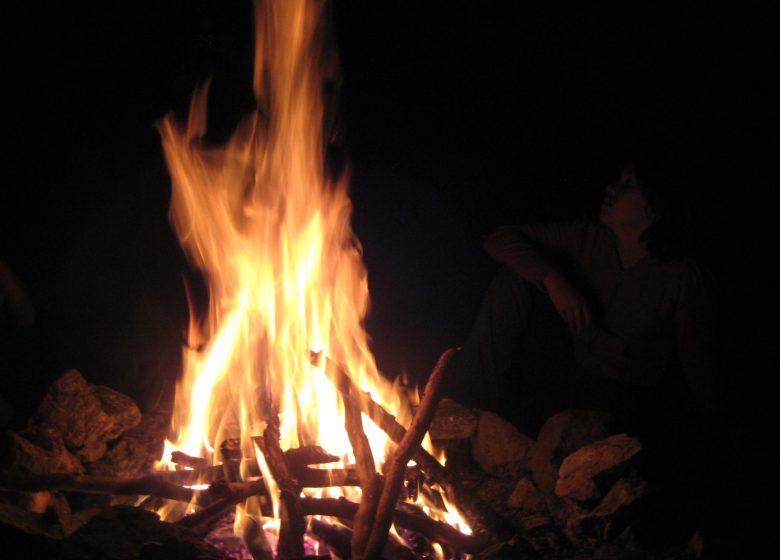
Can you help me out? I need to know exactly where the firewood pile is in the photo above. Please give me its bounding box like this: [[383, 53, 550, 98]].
[[0, 364, 718, 559]]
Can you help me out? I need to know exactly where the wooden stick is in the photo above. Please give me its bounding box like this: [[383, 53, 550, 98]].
[[170, 450, 209, 469], [364, 348, 456, 558], [176, 479, 270, 535], [299, 497, 490, 554], [337, 361, 381, 560], [255, 417, 306, 560], [156, 461, 359, 489], [310, 519, 351, 559], [310, 518, 417, 560], [0, 471, 195, 503], [311, 350, 514, 543], [283, 445, 340, 468]]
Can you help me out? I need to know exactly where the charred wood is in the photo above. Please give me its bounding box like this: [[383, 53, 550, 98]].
[[255, 416, 306, 559], [311, 350, 515, 545], [364, 348, 456, 558]]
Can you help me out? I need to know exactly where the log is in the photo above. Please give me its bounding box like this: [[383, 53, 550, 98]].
[[255, 416, 306, 560], [157, 460, 359, 489], [339, 362, 381, 560], [170, 450, 209, 470], [176, 479, 269, 535], [310, 518, 417, 560], [300, 497, 490, 554], [310, 351, 515, 544], [0, 471, 194, 504], [364, 348, 456, 558], [283, 445, 340, 468]]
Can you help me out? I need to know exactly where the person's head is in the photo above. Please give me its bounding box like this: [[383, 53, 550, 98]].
[[599, 164, 654, 233], [599, 156, 692, 260]]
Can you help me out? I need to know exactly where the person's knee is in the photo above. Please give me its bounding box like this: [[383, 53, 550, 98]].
[[487, 267, 536, 305]]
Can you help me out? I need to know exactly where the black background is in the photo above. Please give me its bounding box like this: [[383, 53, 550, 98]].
[[1, 2, 774, 424]]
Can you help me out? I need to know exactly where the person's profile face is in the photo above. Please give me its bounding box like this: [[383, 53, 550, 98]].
[[599, 165, 654, 231]]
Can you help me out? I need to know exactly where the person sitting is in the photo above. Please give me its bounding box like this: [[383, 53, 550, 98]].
[[444, 160, 724, 444]]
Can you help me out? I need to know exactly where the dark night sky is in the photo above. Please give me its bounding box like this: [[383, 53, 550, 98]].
[[1, 2, 774, 420]]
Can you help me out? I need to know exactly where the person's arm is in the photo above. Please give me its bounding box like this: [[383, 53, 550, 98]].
[[484, 220, 592, 334]]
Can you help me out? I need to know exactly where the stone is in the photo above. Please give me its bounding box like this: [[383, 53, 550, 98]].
[[471, 409, 533, 477], [507, 476, 544, 511], [4, 430, 84, 474], [578, 476, 652, 541], [529, 409, 613, 495], [87, 411, 168, 478], [87, 437, 148, 479], [32, 370, 142, 459], [34, 370, 107, 450], [91, 385, 142, 441], [555, 434, 642, 502], [429, 397, 479, 440]]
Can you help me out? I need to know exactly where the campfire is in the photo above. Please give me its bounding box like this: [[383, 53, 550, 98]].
[[3, 1, 505, 558], [0, 1, 724, 559]]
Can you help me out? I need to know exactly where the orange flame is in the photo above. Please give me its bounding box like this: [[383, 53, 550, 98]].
[[153, 0, 469, 551], [156, 0, 407, 508]]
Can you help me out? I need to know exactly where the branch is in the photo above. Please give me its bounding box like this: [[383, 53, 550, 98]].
[[311, 350, 515, 543], [176, 479, 270, 535], [0, 471, 194, 504], [300, 497, 490, 554], [365, 348, 456, 558], [336, 358, 381, 560], [255, 416, 306, 560]]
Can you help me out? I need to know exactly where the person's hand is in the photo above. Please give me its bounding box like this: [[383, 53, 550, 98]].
[[543, 271, 591, 335]]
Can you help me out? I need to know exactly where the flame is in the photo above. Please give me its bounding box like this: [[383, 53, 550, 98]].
[[156, 0, 406, 512], [153, 0, 470, 552]]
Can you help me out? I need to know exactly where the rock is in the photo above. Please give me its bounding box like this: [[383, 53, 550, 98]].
[[578, 476, 652, 541], [513, 513, 574, 559], [4, 430, 84, 474], [78, 440, 108, 463], [471, 410, 533, 477], [555, 434, 642, 502], [87, 437, 149, 479], [507, 476, 544, 511], [429, 397, 479, 440], [33, 370, 142, 453], [529, 409, 613, 495], [87, 412, 169, 478], [92, 385, 143, 441], [34, 370, 106, 449]]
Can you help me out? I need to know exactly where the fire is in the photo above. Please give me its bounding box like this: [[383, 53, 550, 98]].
[[156, 0, 407, 506], [151, 0, 469, 554]]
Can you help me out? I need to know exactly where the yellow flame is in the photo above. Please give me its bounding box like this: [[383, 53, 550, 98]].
[[156, 0, 409, 515]]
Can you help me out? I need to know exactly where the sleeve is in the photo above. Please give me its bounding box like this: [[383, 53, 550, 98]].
[[483, 219, 589, 288], [674, 261, 725, 429]]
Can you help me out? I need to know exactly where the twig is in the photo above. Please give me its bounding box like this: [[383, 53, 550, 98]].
[[364, 348, 456, 558], [0, 471, 194, 503], [310, 518, 417, 560], [300, 497, 490, 554], [311, 350, 514, 543], [283, 445, 340, 468], [171, 450, 209, 469], [176, 479, 268, 536], [337, 360, 381, 560], [255, 416, 306, 560], [156, 461, 358, 488]]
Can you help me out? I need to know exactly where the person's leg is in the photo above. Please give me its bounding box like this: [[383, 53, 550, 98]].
[[444, 267, 577, 435]]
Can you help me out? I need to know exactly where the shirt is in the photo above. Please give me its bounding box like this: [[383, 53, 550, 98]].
[[484, 218, 721, 415]]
